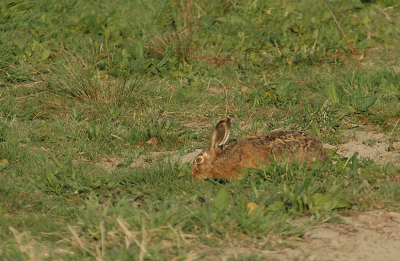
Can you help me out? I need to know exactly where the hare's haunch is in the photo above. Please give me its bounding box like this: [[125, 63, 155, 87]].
[[191, 118, 327, 180]]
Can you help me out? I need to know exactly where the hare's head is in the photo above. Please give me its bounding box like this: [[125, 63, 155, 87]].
[[191, 118, 231, 179]]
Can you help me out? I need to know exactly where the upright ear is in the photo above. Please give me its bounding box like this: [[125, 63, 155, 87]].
[[209, 117, 231, 154]]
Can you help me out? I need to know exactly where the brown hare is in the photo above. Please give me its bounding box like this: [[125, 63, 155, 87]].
[[191, 118, 327, 180]]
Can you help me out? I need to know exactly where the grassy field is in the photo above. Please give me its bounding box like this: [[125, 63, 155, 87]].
[[1, 0, 400, 260]]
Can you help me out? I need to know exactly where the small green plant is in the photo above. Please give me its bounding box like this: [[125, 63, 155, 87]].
[[248, 78, 299, 108], [37, 151, 114, 195], [125, 112, 189, 149]]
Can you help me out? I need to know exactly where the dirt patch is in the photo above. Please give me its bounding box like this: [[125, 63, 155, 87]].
[[96, 149, 201, 171], [326, 130, 400, 165], [95, 157, 125, 171], [191, 210, 400, 261], [274, 210, 400, 261], [96, 152, 173, 170]]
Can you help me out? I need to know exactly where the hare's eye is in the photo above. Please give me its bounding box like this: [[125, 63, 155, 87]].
[[195, 156, 204, 164]]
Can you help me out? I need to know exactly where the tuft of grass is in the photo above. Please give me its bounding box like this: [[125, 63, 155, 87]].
[[47, 50, 141, 105]]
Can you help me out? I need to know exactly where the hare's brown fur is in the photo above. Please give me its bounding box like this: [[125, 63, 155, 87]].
[[191, 118, 327, 180]]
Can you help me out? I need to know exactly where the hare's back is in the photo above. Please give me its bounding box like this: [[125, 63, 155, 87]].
[[246, 130, 326, 161], [265, 130, 319, 144]]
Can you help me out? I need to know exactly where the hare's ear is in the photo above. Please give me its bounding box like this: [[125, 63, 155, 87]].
[[209, 118, 231, 153]]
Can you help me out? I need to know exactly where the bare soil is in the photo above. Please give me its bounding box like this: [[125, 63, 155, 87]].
[[329, 130, 400, 165], [189, 211, 400, 261], [269, 210, 400, 261]]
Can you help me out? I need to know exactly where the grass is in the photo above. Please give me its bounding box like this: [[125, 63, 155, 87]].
[[1, 0, 400, 259]]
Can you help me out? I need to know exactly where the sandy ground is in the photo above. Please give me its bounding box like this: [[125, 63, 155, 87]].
[[269, 210, 400, 261], [326, 130, 400, 165], [199, 210, 400, 261]]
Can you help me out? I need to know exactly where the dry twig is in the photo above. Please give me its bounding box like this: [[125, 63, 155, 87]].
[[320, 0, 360, 65]]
